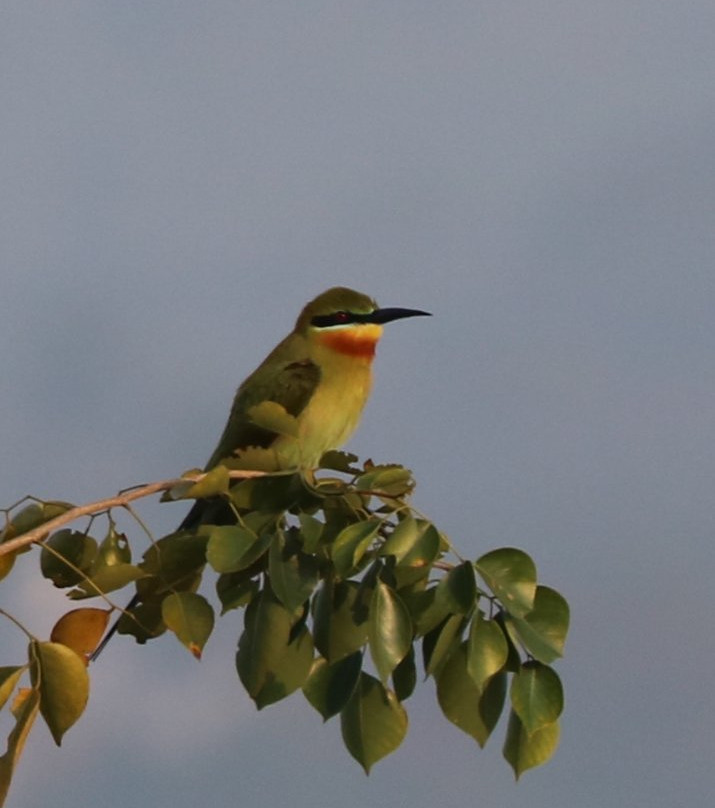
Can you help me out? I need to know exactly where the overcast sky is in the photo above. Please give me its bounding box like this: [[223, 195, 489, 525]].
[[2, 2, 714, 806]]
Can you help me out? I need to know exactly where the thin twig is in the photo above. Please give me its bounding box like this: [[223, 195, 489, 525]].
[[0, 470, 266, 557], [0, 607, 36, 641]]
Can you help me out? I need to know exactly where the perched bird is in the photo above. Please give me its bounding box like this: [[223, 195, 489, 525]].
[[91, 286, 429, 658]]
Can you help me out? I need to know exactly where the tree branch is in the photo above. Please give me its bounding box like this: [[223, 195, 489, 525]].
[[0, 470, 267, 557]]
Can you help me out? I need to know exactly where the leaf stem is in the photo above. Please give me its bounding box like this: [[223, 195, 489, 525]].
[[0, 608, 36, 641]]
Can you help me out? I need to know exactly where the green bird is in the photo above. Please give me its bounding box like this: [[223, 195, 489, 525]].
[[91, 286, 429, 658]]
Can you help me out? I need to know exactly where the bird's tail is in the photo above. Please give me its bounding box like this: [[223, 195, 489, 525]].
[[90, 499, 212, 662], [89, 592, 140, 662]]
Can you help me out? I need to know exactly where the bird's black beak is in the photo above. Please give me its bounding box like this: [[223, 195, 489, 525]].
[[368, 307, 432, 324]]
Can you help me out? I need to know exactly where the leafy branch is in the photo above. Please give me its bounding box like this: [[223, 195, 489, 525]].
[[0, 469, 267, 557], [0, 452, 570, 804]]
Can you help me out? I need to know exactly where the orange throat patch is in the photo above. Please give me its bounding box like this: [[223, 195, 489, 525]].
[[316, 324, 382, 359]]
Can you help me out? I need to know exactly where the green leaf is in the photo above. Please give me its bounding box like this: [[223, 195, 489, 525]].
[[435, 561, 477, 614], [254, 627, 314, 710], [298, 513, 324, 554], [436, 642, 506, 748], [503, 710, 560, 778], [303, 653, 362, 721], [311, 476, 349, 498], [205, 525, 266, 573], [135, 568, 203, 605], [318, 450, 361, 473], [236, 589, 290, 698], [163, 475, 201, 502], [228, 473, 302, 511], [391, 646, 417, 701], [331, 520, 381, 577], [94, 525, 131, 568], [355, 465, 414, 497], [340, 673, 408, 773], [378, 515, 420, 561], [510, 661, 564, 734], [401, 587, 451, 636], [480, 670, 509, 741], [68, 563, 144, 599], [0, 686, 40, 806], [40, 530, 97, 588], [320, 493, 360, 533], [140, 532, 208, 584], [475, 548, 537, 618], [355, 558, 381, 604], [368, 581, 412, 683], [466, 612, 509, 690], [313, 580, 369, 663], [236, 588, 313, 709], [180, 465, 231, 500], [1, 500, 73, 542], [423, 614, 464, 677], [268, 529, 319, 611], [116, 600, 166, 644], [391, 563, 431, 591], [216, 572, 259, 614], [30, 641, 89, 746], [509, 585, 570, 663], [380, 517, 440, 569], [0, 667, 25, 711], [161, 592, 215, 659], [494, 611, 524, 673]]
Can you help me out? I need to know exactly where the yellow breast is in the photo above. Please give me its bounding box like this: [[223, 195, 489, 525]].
[[273, 331, 377, 469]]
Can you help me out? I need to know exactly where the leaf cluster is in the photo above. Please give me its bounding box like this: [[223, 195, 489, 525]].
[[0, 454, 569, 802]]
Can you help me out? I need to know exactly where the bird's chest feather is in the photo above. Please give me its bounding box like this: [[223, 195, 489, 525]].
[[300, 359, 372, 450], [265, 338, 375, 468]]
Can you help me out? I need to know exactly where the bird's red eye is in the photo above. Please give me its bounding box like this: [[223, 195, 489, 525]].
[[310, 310, 356, 328]]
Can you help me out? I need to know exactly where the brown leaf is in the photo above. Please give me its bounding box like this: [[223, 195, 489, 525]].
[[50, 608, 112, 662]]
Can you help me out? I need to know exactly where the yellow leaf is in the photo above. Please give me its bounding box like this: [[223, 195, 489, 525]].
[[0, 552, 16, 582], [181, 465, 230, 500], [161, 592, 214, 658], [30, 641, 89, 745], [0, 686, 40, 806], [10, 687, 33, 718], [0, 667, 26, 712]]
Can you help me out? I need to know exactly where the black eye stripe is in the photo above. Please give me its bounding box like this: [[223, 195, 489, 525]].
[[311, 311, 371, 328]]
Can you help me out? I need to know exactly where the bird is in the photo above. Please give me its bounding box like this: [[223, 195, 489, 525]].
[[91, 286, 430, 659]]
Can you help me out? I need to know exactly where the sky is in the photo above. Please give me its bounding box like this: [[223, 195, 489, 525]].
[[2, 1, 714, 806]]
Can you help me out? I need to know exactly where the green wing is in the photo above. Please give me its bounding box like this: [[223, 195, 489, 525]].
[[179, 358, 320, 529], [205, 358, 321, 468]]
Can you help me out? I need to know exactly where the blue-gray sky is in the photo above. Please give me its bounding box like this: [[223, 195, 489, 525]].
[[2, 2, 714, 806]]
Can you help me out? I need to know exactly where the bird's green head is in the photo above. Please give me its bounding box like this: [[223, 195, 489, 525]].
[[296, 287, 430, 360], [297, 287, 377, 328]]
